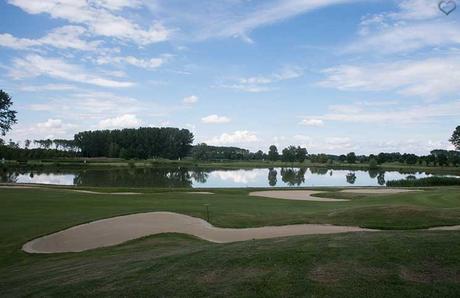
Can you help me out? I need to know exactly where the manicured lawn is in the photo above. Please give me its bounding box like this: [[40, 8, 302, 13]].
[[0, 186, 460, 297]]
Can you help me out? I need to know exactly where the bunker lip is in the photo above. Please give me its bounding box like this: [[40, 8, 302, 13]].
[[249, 190, 349, 202], [22, 212, 374, 254]]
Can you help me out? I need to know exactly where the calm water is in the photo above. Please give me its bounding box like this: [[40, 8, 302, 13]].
[[2, 167, 457, 188]]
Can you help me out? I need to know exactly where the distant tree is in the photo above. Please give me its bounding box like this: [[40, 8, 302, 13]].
[[0, 90, 17, 139], [295, 146, 308, 163], [282, 146, 297, 162], [369, 158, 378, 169], [192, 143, 210, 161], [24, 139, 31, 149], [450, 126, 460, 150], [346, 152, 357, 164], [254, 150, 264, 160], [268, 145, 279, 161]]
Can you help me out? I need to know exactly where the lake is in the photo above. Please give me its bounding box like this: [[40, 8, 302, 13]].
[[2, 167, 457, 188]]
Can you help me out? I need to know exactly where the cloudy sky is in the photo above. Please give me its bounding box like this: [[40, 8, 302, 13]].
[[1, 0, 459, 154]]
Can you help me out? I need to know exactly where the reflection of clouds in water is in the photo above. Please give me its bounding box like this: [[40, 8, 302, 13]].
[[16, 174, 75, 185], [209, 169, 265, 184]]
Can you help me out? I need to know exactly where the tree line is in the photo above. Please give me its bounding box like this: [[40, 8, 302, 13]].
[[74, 127, 194, 160]]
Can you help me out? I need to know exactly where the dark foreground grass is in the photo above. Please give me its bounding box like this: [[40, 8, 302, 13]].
[[0, 187, 460, 297]]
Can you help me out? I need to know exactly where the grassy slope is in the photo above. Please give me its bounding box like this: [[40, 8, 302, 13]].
[[0, 187, 460, 297]]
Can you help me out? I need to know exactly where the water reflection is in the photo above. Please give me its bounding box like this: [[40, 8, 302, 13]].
[[0, 167, 451, 188]]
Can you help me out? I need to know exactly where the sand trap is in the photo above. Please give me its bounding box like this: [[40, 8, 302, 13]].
[[340, 188, 420, 194], [250, 190, 349, 202], [185, 192, 214, 195], [23, 212, 374, 253]]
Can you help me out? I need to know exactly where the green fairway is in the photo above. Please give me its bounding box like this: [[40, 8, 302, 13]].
[[1, 186, 460, 297]]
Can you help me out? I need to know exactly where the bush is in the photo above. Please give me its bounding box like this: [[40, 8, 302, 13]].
[[386, 176, 460, 187], [369, 158, 379, 169]]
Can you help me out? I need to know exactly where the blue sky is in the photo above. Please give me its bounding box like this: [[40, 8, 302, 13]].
[[1, 0, 459, 154]]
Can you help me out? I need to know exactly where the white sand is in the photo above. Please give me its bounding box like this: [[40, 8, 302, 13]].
[[185, 192, 214, 195], [250, 190, 349, 202], [22, 212, 374, 253], [340, 188, 420, 194]]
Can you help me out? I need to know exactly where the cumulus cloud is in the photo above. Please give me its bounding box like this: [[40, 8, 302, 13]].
[[201, 114, 231, 124], [9, 54, 134, 88], [98, 114, 141, 129], [183, 95, 198, 104], [206, 130, 259, 145]]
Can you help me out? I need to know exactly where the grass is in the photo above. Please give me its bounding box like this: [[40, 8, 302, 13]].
[[0, 186, 460, 296]]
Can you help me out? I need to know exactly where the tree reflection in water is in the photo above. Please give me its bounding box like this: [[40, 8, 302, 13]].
[[73, 167, 194, 188], [268, 168, 277, 187], [280, 168, 306, 186], [346, 172, 357, 184]]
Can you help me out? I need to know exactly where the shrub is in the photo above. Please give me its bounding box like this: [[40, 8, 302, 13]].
[[386, 176, 460, 187]]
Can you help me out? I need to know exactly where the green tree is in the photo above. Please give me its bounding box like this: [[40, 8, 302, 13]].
[[0, 90, 17, 139], [450, 126, 460, 150], [282, 146, 297, 162], [295, 146, 308, 162], [346, 152, 357, 164], [268, 145, 279, 161]]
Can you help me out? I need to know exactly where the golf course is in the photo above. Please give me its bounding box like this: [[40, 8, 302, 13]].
[[1, 185, 460, 297]]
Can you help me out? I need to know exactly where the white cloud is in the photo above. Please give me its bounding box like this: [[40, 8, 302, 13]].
[[153, 0, 357, 41], [28, 91, 141, 119], [206, 130, 259, 145], [390, 0, 440, 21], [220, 66, 303, 93], [201, 114, 231, 124], [347, 21, 460, 54], [20, 83, 77, 92], [183, 95, 198, 104], [0, 26, 101, 51], [98, 114, 141, 129], [9, 54, 134, 88], [301, 100, 460, 124], [300, 119, 324, 126], [22, 118, 78, 139], [95, 54, 171, 70], [319, 56, 460, 99], [8, 0, 170, 45]]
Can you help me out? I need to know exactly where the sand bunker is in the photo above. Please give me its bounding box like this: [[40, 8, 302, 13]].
[[250, 190, 349, 202], [185, 192, 214, 195], [23, 212, 373, 253], [340, 188, 420, 194]]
